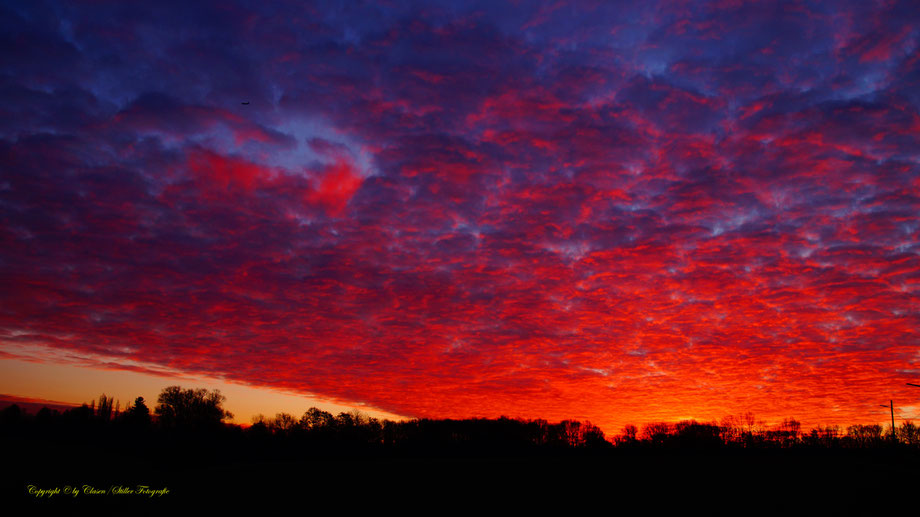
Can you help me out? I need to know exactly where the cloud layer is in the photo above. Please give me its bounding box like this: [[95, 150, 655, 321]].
[[2, 0, 919, 431]]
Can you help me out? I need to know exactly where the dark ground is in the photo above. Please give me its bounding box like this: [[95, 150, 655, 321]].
[[5, 445, 917, 514]]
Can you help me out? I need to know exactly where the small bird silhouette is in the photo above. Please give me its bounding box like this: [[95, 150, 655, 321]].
[[241, 101, 250, 105]]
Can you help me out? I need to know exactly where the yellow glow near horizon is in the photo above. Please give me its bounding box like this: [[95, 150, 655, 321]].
[[0, 357, 407, 424]]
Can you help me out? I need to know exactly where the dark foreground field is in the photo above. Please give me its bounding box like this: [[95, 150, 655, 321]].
[[4, 399, 918, 514], [5, 445, 917, 514]]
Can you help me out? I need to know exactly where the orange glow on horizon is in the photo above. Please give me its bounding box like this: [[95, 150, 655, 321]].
[[0, 355, 406, 426]]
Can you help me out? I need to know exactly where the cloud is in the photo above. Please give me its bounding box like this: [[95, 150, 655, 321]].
[[1, 0, 919, 432]]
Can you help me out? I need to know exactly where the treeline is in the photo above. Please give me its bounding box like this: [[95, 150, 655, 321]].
[[0, 387, 608, 457], [615, 414, 920, 449], [2, 387, 919, 455], [249, 409, 609, 453], [0, 387, 231, 433]]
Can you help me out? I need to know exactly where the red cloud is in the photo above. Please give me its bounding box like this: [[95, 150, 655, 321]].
[[308, 158, 364, 216]]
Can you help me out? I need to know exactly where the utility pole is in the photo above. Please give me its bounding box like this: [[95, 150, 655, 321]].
[[890, 400, 895, 443], [880, 401, 896, 443]]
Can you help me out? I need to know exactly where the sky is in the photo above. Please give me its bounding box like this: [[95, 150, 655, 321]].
[[1, 0, 919, 434]]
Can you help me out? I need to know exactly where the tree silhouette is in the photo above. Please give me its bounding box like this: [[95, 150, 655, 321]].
[[640, 422, 672, 445], [672, 420, 723, 448], [0, 404, 23, 430], [123, 396, 152, 428], [897, 421, 918, 445], [268, 412, 298, 435], [616, 424, 638, 446], [96, 394, 114, 422], [300, 407, 335, 430], [155, 386, 233, 429]]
